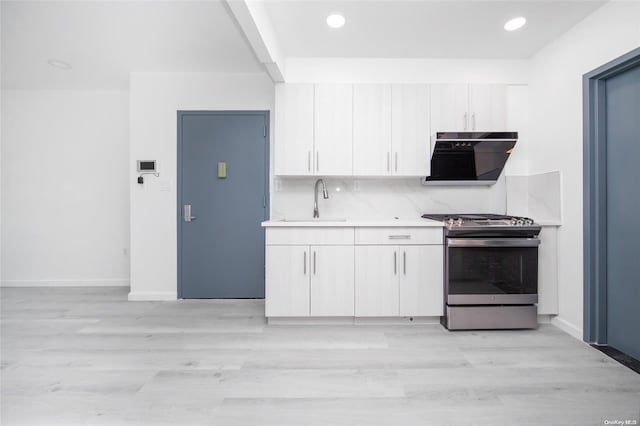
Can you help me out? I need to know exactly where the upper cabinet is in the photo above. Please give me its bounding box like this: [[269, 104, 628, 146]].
[[274, 82, 509, 177], [274, 84, 314, 176], [391, 84, 431, 176], [431, 84, 507, 132], [314, 84, 353, 175], [353, 84, 392, 175], [352, 84, 430, 176]]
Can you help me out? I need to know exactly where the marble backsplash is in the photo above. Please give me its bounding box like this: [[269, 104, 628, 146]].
[[270, 176, 508, 219], [506, 171, 562, 224]]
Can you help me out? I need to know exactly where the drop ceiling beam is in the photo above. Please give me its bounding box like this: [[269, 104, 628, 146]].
[[224, 0, 285, 82]]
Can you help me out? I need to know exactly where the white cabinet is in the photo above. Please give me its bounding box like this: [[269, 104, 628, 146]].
[[355, 243, 443, 317], [265, 245, 310, 317], [355, 245, 399, 316], [314, 84, 353, 175], [431, 84, 507, 132], [430, 84, 469, 132], [399, 245, 443, 316], [468, 84, 507, 131], [537, 227, 558, 315], [310, 246, 355, 316], [274, 84, 314, 175], [391, 84, 431, 176], [353, 84, 392, 175]]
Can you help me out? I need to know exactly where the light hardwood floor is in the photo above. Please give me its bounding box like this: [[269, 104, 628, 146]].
[[1, 287, 639, 426]]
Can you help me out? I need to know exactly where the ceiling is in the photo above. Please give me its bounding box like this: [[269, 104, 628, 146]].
[[1, 0, 608, 90], [263, 0, 607, 59], [1, 1, 263, 90]]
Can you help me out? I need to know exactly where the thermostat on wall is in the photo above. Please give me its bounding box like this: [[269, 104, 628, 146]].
[[137, 160, 157, 173]]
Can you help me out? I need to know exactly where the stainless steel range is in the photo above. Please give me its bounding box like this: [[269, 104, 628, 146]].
[[421, 214, 541, 330]]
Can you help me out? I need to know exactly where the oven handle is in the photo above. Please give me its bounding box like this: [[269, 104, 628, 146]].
[[447, 238, 540, 248]]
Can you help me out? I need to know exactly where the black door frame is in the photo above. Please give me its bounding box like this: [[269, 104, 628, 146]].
[[176, 110, 270, 299], [583, 47, 640, 344]]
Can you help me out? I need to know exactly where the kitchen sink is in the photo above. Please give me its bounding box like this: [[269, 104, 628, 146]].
[[279, 218, 347, 222]]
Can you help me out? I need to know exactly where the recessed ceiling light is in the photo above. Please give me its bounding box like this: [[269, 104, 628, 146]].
[[326, 14, 345, 29], [47, 59, 72, 70], [504, 17, 526, 31]]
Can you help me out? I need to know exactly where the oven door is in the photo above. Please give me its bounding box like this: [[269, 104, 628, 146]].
[[446, 238, 539, 305]]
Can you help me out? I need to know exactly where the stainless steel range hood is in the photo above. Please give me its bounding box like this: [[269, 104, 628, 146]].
[[423, 132, 518, 186]]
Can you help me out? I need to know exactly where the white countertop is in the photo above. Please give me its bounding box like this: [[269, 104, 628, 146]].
[[261, 218, 444, 227]]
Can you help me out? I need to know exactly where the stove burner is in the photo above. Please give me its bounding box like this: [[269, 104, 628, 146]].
[[422, 213, 535, 227]]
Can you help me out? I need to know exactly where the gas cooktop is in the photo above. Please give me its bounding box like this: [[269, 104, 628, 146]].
[[421, 213, 535, 227], [421, 213, 541, 237]]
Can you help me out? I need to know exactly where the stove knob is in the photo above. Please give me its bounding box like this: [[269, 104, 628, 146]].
[[456, 218, 463, 226], [517, 219, 525, 226], [510, 218, 518, 225], [447, 218, 455, 225], [525, 218, 534, 225]]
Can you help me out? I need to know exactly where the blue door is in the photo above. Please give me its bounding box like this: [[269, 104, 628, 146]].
[[178, 111, 268, 298], [605, 65, 640, 359]]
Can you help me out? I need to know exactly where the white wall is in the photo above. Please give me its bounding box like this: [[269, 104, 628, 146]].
[[129, 72, 274, 300], [285, 58, 529, 84], [1, 90, 130, 286], [528, 1, 640, 338]]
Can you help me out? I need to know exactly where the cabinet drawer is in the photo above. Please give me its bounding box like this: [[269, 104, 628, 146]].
[[355, 227, 442, 245], [266, 227, 355, 245]]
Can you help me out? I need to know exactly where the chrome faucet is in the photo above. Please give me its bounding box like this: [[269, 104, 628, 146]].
[[313, 179, 329, 218]]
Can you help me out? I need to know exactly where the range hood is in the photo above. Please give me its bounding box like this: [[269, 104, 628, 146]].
[[423, 132, 517, 186]]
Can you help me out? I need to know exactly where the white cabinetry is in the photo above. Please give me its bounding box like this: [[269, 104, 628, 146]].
[[353, 84, 392, 175], [314, 84, 353, 175], [265, 228, 355, 317], [431, 84, 507, 132], [391, 84, 431, 176], [265, 245, 310, 317], [310, 246, 354, 316], [274, 84, 314, 175], [354, 227, 443, 317], [355, 245, 399, 316], [537, 227, 558, 315]]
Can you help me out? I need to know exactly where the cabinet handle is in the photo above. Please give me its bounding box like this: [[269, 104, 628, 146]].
[[464, 113, 468, 131], [395, 152, 398, 172], [403, 251, 406, 275], [472, 113, 476, 130], [303, 251, 307, 275], [316, 151, 319, 172], [388, 235, 410, 240], [313, 251, 316, 275], [307, 152, 311, 172], [394, 251, 397, 275], [387, 152, 390, 172]]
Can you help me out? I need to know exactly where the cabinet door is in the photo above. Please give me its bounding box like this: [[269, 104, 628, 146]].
[[391, 84, 430, 176], [537, 227, 558, 315], [265, 246, 309, 317], [468, 84, 507, 131], [310, 246, 355, 316], [355, 246, 399, 316], [314, 84, 353, 175], [430, 84, 469, 132], [353, 84, 392, 175], [274, 84, 314, 175], [399, 245, 444, 316]]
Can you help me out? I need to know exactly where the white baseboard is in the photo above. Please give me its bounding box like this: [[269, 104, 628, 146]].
[[1, 279, 129, 287], [268, 316, 441, 325], [551, 316, 584, 341], [128, 291, 177, 301]]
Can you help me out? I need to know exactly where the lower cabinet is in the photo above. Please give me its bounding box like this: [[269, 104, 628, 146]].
[[265, 245, 354, 317], [355, 245, 443, 317]]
